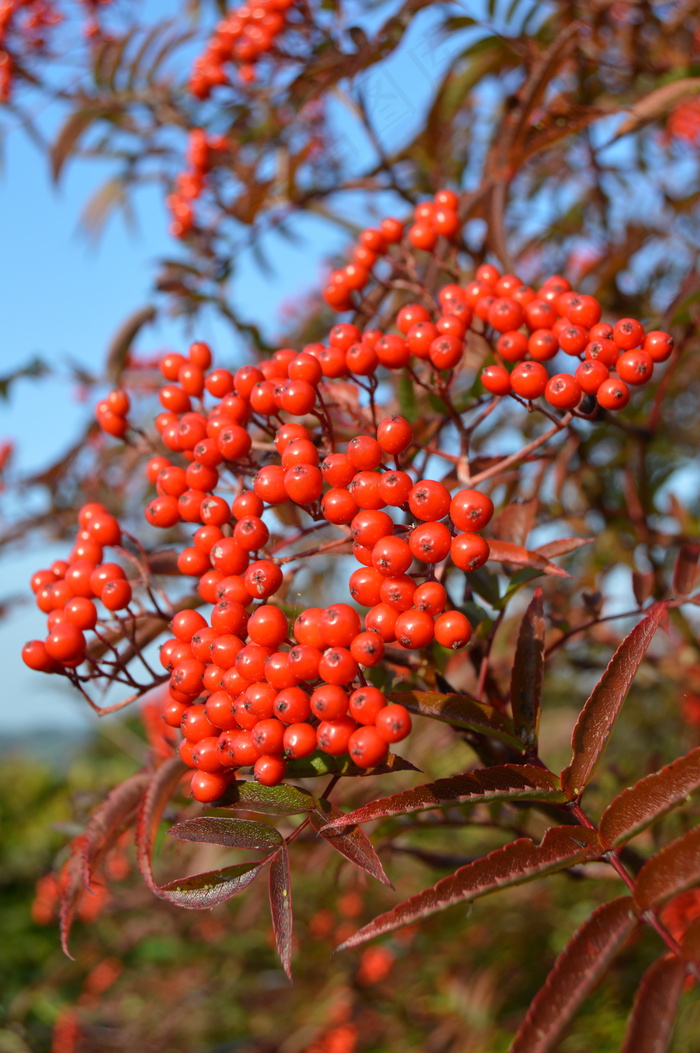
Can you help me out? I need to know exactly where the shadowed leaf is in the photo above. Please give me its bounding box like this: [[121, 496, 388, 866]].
[[619, 955, 686, 1053], [491, 499, 538, 546], [599, 747, 700, 849], [561, 604, 667, 799], [327, 765, 565, 828], [681, 915, 700, 966], [310, 798, 392, 887], [168, 816, 283, 850], [269, 846, 293, 979], [60, 771, 150, 956], [673, 544, 700, 596], [105, 305, 157, 383], [135, 756, 188, 895], [488, 540, 571, 578], [634, 824, 700, 911], [387, 690, 523, 751], [336, 827, 600, 950], [157, 862, 263, 909], [509, 896, 637, 1053], [286, 749, 419, 779], [51, 108, 100, 183], [223, 780, 315, 815], [510, 588, 544, 750]]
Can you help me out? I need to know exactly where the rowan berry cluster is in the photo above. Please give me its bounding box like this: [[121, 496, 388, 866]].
[[0, 0, 61, 100], [166, 129, 230, 239], [22, 505, 135, 673], [322, 188, 462, 312], [473, 267, 674, 412], [189, 0, 299, 98]]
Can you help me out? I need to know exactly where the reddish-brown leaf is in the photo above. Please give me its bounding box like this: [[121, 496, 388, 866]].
[[60, 770, 150, 956], [387, 690, 523, 751], [168, 816, 283, 850], [510, 589, 545, 751], [326, 765, 565, 828], [269, 845, 293, 979], [135, 756, 188, 895], [561, 604, 667, 799], [673, 544, 700, 597], [487, 540, 571, 578], [535, 537, 594, 560], [599, 747, 700, 849], [681, 915, 700, 966], [310, 798, 392, 887], [634, 824, 700, 911], [619, 956, 687, 1053], [335, 827, 600, 951], [614, 77, 700, 141], [490, 498, 538, 546], [509, 896, 637, 1053]]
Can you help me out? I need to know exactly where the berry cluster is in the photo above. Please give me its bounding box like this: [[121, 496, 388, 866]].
[[322, 188, 462, 312], [22, 504, 133, 673], [473, 267, 673, 412], [166, 129, 229, 239], [189, 0, 298, 97], [95, 388, 130, 438], [0, 0, 61, 100]]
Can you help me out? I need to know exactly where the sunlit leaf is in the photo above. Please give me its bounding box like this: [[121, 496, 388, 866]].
[[387, 690, 523, 751], [325, 765, 565, 827], [488, 540, 572, 578], [269, 845, 293, 979], [634, 824, 700, 911], [598, 747, 700, 849], [561, 604, 667, 799], [310, 798, 392, 886], [168, 816, 283, 850]]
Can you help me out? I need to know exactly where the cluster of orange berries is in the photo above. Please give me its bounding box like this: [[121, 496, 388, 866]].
[[166, 129, 229, 239], [468, 266, 673, 412], [22, 504, 132, 674], [134, 333, 490, 800], [0, 0, 61, 100], [322, 188, 462, 312], [189, 0, 298, 98]]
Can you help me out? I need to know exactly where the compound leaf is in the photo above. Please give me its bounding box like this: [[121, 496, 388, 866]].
[[561, 604, 667, 799], [509, 896, 637, 1053], [336, 826, 600, 950], [598, 746, 700, 849]]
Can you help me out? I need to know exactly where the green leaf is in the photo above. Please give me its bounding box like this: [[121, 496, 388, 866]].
[[223, 780, 315, 815], [387, 690, 524, 752]]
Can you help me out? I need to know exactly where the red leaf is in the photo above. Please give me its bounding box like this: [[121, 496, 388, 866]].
[[673, 543, 700, 596], [561, 604, 667, 799], [634, 824, 700, 911], [335, 826, 600, 951], [157, 862, 263, 909], [269, 845, 293, 979], [326, 765, 565, 828], [535, 537, 594, 560], [487, 540, 571, 578], [60, 770, 150, 957], [599, 746, 700, 849], [310, 798, 392, 887], [681, 915, 700, 966], [510, 589, 545, 751], [387, 690, 523, 751], [509, 896, 637, 1053], [619, 956, 687, 1053], [135, 756, 188, 895], [168, 817, 283, 850]]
